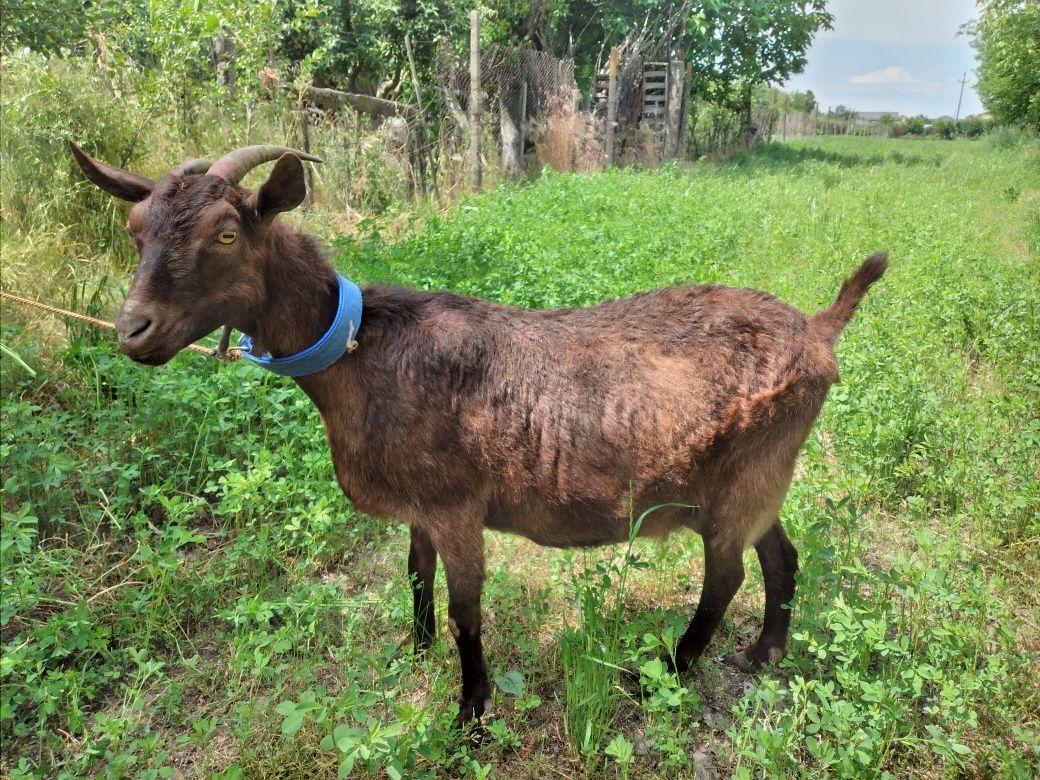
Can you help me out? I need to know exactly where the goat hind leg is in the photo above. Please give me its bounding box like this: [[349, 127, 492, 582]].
[[674, 537, 745, 673], [728, 519, 797, 671], [408, 526, 438, 654]]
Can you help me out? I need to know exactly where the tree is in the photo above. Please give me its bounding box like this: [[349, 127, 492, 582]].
[[787, 89, 817, 113], [889, 118, 910, 138], [968, 0, 1040, 130], [278, 0, 469, 96], [1, 0, 121, 53], [957, 114, 989, 137], [682, 1, 833, 145], [930, 116, 957, 140]]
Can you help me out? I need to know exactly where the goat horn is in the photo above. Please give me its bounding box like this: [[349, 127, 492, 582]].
[[68, 140, 155, 202], [171, 159, 212, 176], [206, 145, 322, 185]]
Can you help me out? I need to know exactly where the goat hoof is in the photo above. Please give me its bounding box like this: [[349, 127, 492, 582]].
[[724, 650, 756, 672], [672, 652, 698, 677], [412, 639, 434, 658], [454, 695, 490, 731], [664, 654, 689, 677], [620, 665, 645, 695], [726, 645, 784, 672], [458, 721, 487, 747]]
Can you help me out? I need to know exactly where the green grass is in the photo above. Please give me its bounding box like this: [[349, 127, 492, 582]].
[[2, 134, 1039, 779]]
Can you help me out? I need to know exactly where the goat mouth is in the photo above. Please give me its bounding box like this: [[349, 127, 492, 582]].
[[117, 324, 185, 366], [120, 341, 179, 366], [119, 320, 225, 366]]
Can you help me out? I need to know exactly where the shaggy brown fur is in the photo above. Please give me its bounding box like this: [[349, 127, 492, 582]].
[[70, 141, 888, 727]]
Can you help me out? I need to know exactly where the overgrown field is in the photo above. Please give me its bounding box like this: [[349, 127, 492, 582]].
[[2, 135, 1039, 779]]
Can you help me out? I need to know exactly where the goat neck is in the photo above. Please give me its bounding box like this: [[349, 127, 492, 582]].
[[244, 224, 340, 361]]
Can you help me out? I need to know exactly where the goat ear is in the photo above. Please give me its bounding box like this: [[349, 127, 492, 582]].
[[253, 153, 307, 220], [68, 140, 153, 202]]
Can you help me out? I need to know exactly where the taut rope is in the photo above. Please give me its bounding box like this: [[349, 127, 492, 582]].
[[0, 290, 241, 360]]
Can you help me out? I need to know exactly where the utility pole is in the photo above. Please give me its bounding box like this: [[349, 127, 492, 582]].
[[955, 72, 968, 125]]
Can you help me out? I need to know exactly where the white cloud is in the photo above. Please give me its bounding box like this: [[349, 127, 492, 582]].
[[849, 66, 940, 94], [851, 66, 917, 85]]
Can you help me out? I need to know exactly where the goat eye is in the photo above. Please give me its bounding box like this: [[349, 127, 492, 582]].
[[217, 231, 237, 245]]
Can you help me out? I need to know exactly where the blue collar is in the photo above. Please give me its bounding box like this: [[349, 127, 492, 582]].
[[238, 273, 362, 377]]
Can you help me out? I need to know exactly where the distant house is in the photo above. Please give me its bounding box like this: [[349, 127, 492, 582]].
[[853, 111, 904, 126]]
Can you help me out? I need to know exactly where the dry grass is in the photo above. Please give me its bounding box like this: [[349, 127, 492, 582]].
[[530, 98, 607, 175]]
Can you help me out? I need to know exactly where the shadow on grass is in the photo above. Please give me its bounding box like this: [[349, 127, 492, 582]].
[[726, 142, 944, 172]]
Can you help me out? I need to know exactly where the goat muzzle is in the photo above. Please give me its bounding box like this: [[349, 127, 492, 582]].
[[115, 299, 164, 362]]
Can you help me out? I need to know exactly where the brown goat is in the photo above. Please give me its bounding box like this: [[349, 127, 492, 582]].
[[70, 142, 887, 727]]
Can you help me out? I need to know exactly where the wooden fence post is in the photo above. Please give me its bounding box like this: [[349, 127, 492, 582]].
[[606, 47, 618, 167], [468, 10, 482, 192], [296, 105, 314, 207]]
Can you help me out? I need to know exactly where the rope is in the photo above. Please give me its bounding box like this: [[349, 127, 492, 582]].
[[0, 290, 241, 360]]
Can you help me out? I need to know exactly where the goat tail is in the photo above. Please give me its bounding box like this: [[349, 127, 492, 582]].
[[810, 252, 889, 343]]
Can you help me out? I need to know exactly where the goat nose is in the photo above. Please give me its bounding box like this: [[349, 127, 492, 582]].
[[121, 314, 153, 340], [116, 302, 156, 345]]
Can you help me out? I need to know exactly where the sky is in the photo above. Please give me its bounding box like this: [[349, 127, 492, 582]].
[[784, 0, 985, 118]]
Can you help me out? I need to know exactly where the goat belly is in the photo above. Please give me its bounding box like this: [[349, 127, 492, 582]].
[[483, 497, 692, 548]]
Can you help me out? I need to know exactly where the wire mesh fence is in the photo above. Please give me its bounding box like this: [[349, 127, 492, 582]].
[[283, 30, 858, 206], [433, 42, 582, 179]]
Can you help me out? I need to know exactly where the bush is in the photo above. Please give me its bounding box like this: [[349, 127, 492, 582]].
[[957, 115, 989, 138], [929, 116, 957, 140], [0, 50, 141, 254], [985, 124, 1039, 149], [906, 116, 927, 135], [889, 119, 910, 138]]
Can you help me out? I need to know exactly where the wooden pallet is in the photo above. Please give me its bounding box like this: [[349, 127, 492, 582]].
[[641, 62, 667, 126], [591, 73, 610, 113]]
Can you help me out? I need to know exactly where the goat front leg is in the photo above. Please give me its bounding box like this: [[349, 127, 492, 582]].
[[728, 520, 798, 671], [674, 535, 745, 672], [213, 324, 232, 359], [408, 526, 437, 654], [435, 530, 491, 727]]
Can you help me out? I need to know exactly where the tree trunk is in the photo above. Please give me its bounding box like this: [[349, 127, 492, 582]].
[[664, 60, 683, 159], [499, 81, 524, 179], [741, 84, 755, 149], [213, 35, 236, 98], [678, 62, 693, 159]]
